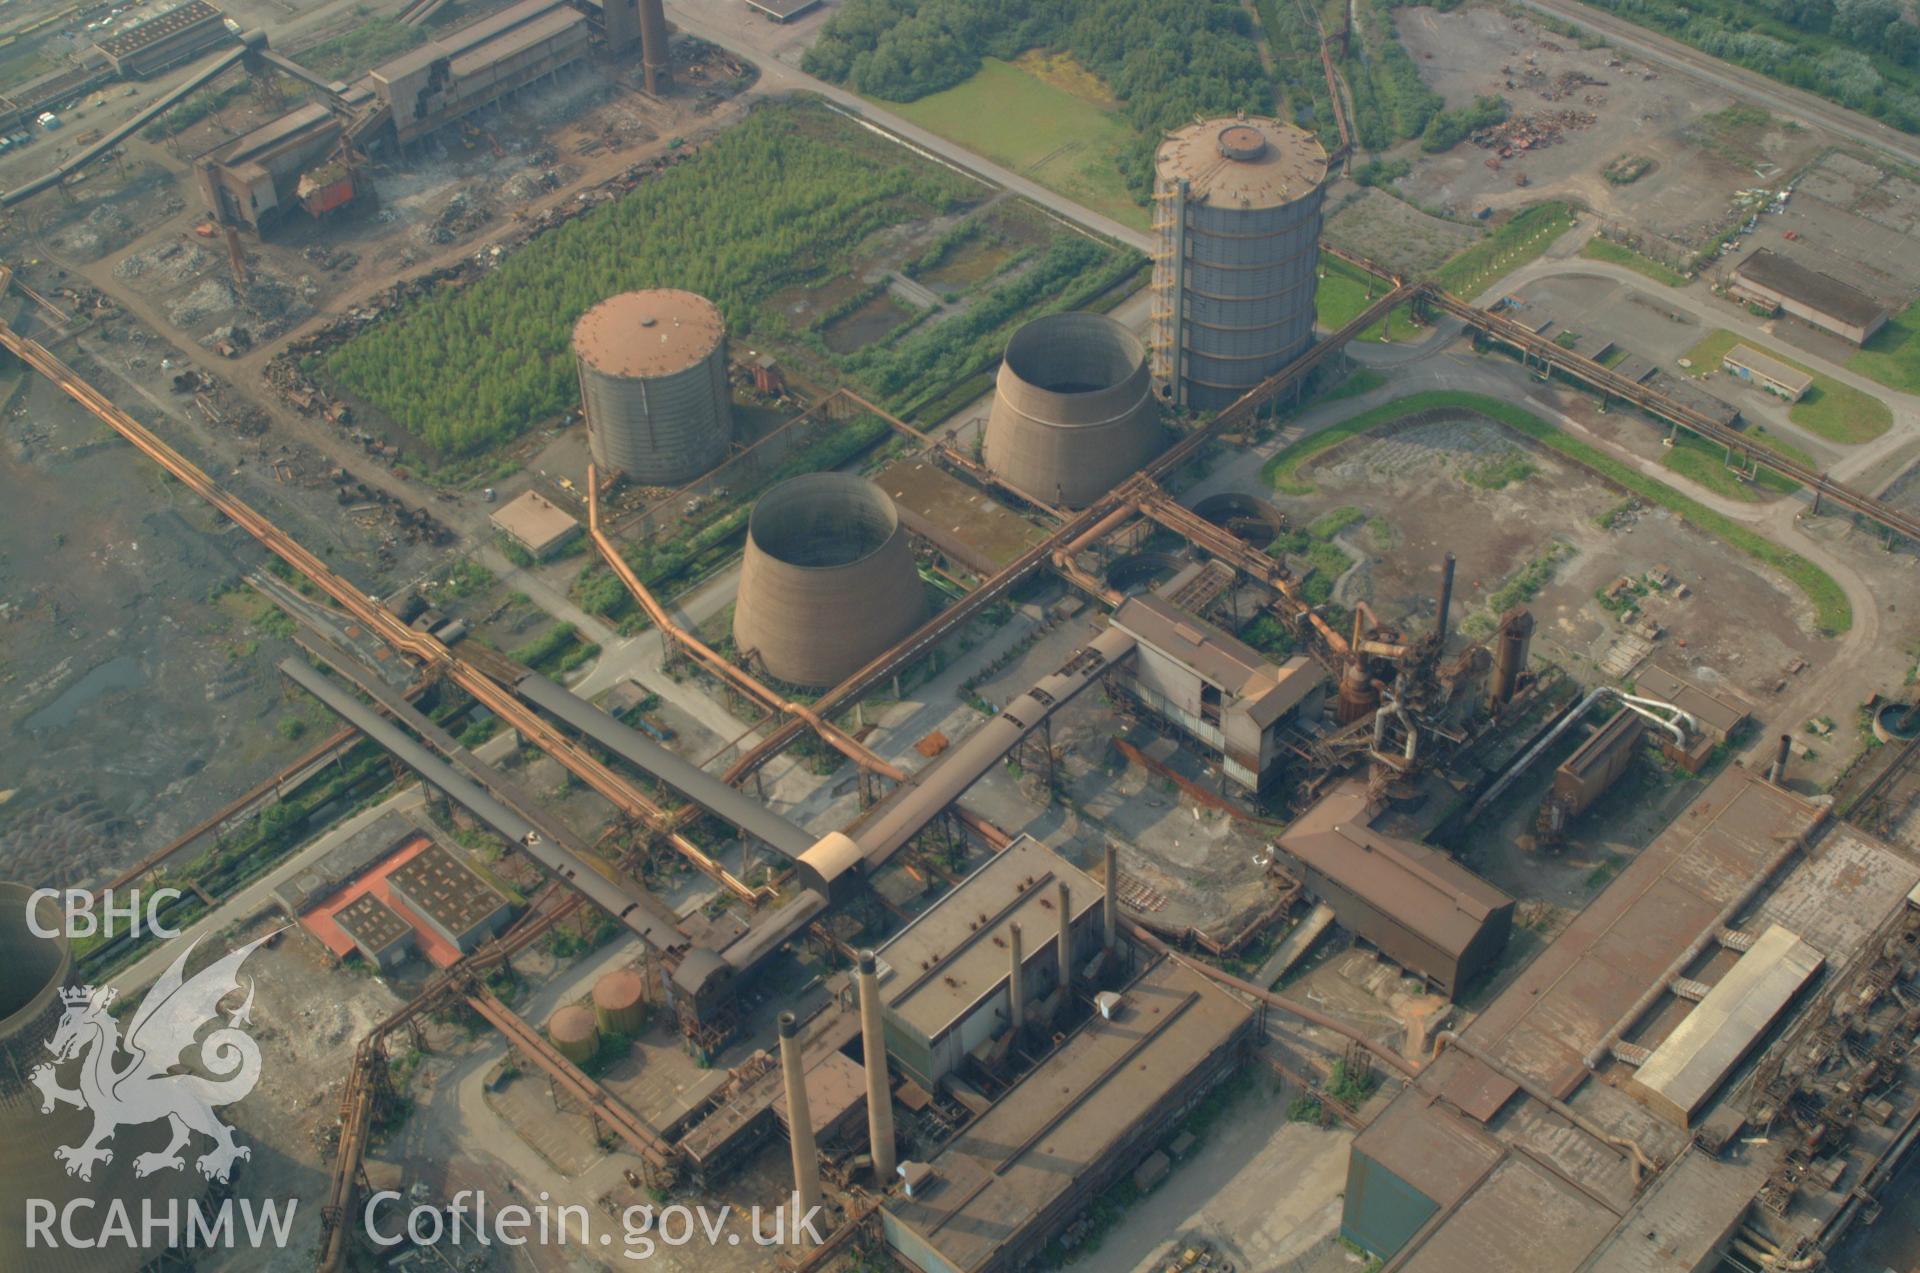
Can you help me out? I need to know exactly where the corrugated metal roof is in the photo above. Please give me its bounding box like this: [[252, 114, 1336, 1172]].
[[1278, 780, 1514, 962], [880, 956, 1251, 1272], [1391, 1152, 1621, 1273], [1633, 664, 1751, 739], [573, 290, 726, 379], [1723, 344, 1814, 396], [1732, 249, 1887, 328], [1114, 592, 1312, 709], [1155, 115, 1329, 208]]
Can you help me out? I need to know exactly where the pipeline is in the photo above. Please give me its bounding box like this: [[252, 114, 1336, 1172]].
[[1433, 1030, 1657, 1186], [1468, 685, 1695, 820]]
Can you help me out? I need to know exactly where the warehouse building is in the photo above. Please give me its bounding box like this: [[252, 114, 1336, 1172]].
[[1728, 249, 1889, 345], [384, 841, 515, 954], [1722, 344, 1813, 403], [879, 954, 1254, 1273], [370, 0, 591, 145], [91, 0, 235, 77], [1342, 769, 1920, 1271], [1111, 593, 1326, 791], [489, 488, 581, 560], [1276, 780, 1514, 998], [872, 836, 1104, 1090], [331, 893, 416, 970]]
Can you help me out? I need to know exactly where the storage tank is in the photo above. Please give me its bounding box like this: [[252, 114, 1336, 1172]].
[[574, 290, 733, 486], [547, 1004, 600, 1065], [592, 967, 648, 1035], [1, 884, 204, 1273], [733, 473, 926, 688], [984, 311, 1163, 508], [1152, 115, 1330, 413]]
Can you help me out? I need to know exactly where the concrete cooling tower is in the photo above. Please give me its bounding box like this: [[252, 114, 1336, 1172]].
[[983, 311, 1162, 508], [1152, 115, 1330, 412], [574, 289, 734, 486], [1, 884, 202, 1272], [733, 473, 926, 688]]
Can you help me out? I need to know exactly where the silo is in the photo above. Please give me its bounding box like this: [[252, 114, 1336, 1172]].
[[547, 1004, 600, 1065], [984, 311, 1163, 508], [1, 884, 203, 1273], [592, 967, 648, 1035], [733, 473, 926, 688], [574, 290, 733, 486], [1151, 115, 1330, 413]]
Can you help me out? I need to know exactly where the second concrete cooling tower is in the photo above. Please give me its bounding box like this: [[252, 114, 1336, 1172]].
[[575, 289, 733, 486], [733, 473, 926, 688], [983, 311, 1162, 508], [1152, 115, 1330, 413]]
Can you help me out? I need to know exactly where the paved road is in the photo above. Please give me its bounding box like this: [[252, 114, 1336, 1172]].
[[662, 0, 1155, 254], [1515, 0, 1920, 170]]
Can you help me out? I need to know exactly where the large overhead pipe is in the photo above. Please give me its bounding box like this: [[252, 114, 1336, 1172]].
[[855, 951, 896, 1185], [778, 1012, 823, 1229], [1467, 685, 1695, 821], [1007, 923, 1026, 1032], [1055, 882, 1074, 1017], [1103, 841, 1119, 954], [1434, 552, 1456, 650]]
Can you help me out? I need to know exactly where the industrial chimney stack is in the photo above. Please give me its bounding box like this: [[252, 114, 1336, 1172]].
[[778, 1012, 823, 1233], [638, 0, 670, 95], [855, 951, 897, 1185]]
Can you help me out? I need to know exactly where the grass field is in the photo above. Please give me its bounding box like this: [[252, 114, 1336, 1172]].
[[1661, 431, 1798, 501], [1260, 389, 1851, 633], [1316, 255, 1416, 342], [1681, 330, 1891, 444], [1578, 237, 1689, 288], [884, 54, 1148, 232], [1436, 202, 1577, 300], [1850, 299, 1920, 395]]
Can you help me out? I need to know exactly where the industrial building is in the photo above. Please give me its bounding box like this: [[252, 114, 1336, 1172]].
[[1727, 248, 1890, 345], [871, 836, 1106, 1089], [1151, 115, 1330, 411], [90, 0, 235, 77], [574, 289, 735, 486], [1110, 592, 1326, 791], [1722, 343, 1813, 402], [878, 954, 1255, 1272], [1343, 769, 1920, 1271], [732, 473, 927, 688], [1547, 706, 1645, 823], [1276, 781, 1515, 997], [983, 311, 1163, 508], [332, 892, 417, 970], [489, 488, 582, 559], [370, 0, 592, 147], [383, 841, 515, 954], [194, 103, 348, 232]]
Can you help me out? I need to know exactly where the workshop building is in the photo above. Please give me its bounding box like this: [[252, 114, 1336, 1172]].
[[1276, 780, 1515, 998], [489, 488, 582, 560], [872, 836, 1105, 1090], [1728, 249, 1889, 345], [331, 893, 416, 970], [1111, 593, 1326, 791], [1721, 344, 1813, 403], [879, 954, 1254, 1273], [384, 841, 514, 954]]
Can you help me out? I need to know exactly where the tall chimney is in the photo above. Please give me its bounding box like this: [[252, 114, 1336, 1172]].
[[1435, 552, 1456, 651], [855, 950, 896, 1185], [1056, 881, 1073, 1015], [1769, 733, 1792, 786], [1103, 842, 1119, 955], [1007, 923, 1025, 1033], [638, 0, 671, 95], [778, 1012, 823, 1229]]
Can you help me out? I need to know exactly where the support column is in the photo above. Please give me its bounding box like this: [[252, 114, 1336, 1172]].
[[1103, 841, 1119, 956], [1055, 882, 1073, 1019], [1007, 923, 1025, 1033], [778, 1012, 822, 1232], [855, 951, 896, 1185]]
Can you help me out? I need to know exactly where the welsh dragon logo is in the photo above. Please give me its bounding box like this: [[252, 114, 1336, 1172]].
[[28, 932, 274, 1184]]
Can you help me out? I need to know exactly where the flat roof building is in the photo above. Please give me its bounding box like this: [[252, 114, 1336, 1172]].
[[873, 836, 1104, 1090], [331, 893, 415, 970], [1722, 344, 1813, 402], [385, 841, 514, 954], [1112, 592, 1326, 791], [489, 488, 581, 560], [1343, 769, 1920, 1271], [880, 955, 1254, 1273], [1728, 248, 1889, 345], [1634, 664, 1752, 743], [93, 0, 234, 77], [1276, 781, 1515, 998]]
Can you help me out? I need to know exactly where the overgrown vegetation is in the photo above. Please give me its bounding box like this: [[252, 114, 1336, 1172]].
[[1850, 298, 1920, 392], [1420, 94, 1509, 153], [1579, 236, 1689, 286], [1261, 391, 1851, 632], [1463, 452, 1537, 490], [1434, 202, 1576, 299], [297, 16, 426, 80], [1577, 0, 1920, 133], [803, 0, 1271, 196]]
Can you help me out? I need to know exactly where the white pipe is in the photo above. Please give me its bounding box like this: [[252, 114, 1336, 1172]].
[[1468, 686, 1694, 820]]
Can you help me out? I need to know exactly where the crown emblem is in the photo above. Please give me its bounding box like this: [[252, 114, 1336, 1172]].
[[62, 985, 114, 1008]]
